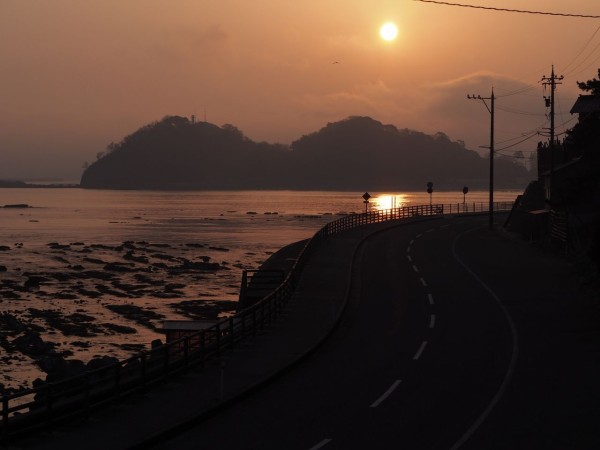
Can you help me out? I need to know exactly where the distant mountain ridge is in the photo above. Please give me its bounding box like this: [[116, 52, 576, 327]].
[[80, 115, 531, 190]]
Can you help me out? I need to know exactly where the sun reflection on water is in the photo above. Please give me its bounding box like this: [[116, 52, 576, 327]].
[[371, 193, 408, 211]]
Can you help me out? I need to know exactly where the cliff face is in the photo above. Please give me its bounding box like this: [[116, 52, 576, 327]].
[[80, 115, 531, 190]]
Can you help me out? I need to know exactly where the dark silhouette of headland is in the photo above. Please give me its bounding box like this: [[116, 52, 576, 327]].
[[80, 116, 531, 190]]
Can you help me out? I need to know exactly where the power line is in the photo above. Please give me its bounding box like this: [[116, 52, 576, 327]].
[[495, 132, 540, 151], [495, 122, 548, 146], [496, 84, 538, 99], [412, 1, 600, 19], [562, 25, 600, 74], [496, 105, 546, 117]]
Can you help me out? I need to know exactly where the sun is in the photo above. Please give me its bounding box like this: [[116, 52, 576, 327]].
[[379, 22, 398, 41]]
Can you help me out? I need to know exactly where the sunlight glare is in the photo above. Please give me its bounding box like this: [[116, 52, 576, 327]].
[[372, 194, 407, 211], [380, 22, 398, 41]]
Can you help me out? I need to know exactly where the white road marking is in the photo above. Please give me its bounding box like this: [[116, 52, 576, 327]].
[[407, 255, 413, 262], [420, 278, 427, 287], [429, 314, 436, 329], [413, 340, 428, 360], [448, 227, 519, 450], [409, 239, 414, 245], [309, 438, 333, 450], [426, 228, 434, 233], [407, 246, 411, 253], [427, 293, 434, 305], [412, 265, 419, 273], [370, 380, 402, 408], [416, 233, 423, 238]]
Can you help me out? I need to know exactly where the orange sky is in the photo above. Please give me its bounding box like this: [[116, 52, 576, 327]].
[[1, 0, 599, 180]]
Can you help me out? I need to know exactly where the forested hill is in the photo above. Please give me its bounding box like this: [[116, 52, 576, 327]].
[[80, 115, 531, 190]]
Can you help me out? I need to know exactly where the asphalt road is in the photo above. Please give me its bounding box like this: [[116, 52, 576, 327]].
[[152, 215, 599, 450]]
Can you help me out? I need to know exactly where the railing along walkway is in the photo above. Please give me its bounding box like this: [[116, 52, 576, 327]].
[[1, 201, 513, 441]]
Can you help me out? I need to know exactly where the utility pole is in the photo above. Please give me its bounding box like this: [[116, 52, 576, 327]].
[[541, 66, 563, 202], [468, 89, 495, 231]]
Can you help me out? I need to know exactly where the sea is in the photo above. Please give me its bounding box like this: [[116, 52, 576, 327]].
[[0, 188, 520, 392]]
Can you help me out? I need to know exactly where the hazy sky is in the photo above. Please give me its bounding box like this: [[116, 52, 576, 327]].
[[1, 0, 599, 181]]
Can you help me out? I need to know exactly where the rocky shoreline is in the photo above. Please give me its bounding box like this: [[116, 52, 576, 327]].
[[0, 238, 283, 395]]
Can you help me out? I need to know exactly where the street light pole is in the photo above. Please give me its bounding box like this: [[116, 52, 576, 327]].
[[468, 89, 495, 231]]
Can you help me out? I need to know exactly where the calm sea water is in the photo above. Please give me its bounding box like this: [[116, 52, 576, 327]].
[[0, 188, 518, 243], [0, 188, 520, 391]]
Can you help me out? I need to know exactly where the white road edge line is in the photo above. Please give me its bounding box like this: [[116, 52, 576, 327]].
[[420, 278, 427, 287], [429, 314, 436, 329], [413, 340, 428, 360], [448, 227, 519, 450], [370, 380, 402, 408], [428, 293, 434, 305], [308, 438, 333, 450]]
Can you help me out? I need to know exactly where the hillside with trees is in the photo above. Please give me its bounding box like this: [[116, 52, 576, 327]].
[[80, 115, 531, 190]]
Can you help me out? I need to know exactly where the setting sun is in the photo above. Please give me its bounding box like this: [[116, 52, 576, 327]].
[[379, 22, 398, 41]]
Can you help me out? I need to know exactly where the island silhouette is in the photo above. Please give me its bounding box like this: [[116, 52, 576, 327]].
[[80, 116, 531, 190]]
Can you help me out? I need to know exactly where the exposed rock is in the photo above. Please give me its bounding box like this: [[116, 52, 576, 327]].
[[86, 355, 119, 371], [103, 323, 137, 334], [78, 270, 115, 280], [24, 275, 51, 289], [0, 312, 28, 336], [12, 331, 56, 356], [37, 356, 86, 382], [104, 262, 137, 273], [105, 304, 164, 330], [171, 299, 237, 320], [123, 251, 149, 264], [83, 257, 107, 265]]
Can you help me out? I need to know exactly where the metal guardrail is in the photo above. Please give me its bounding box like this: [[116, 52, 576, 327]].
[[0, 200, 513, 441]]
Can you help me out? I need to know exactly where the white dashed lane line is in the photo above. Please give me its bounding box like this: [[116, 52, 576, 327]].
[[412, 265, 419, 273], [413, 341, 428, 360], [420, 278, 427, 287], [308, 438, 333, 450], [429, 314, 436, 329], [427, 293, 434, 305], [407, 255, 413, 262], [370, 380, 402, 408]]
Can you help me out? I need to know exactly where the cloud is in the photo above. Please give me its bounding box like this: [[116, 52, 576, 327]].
[[415, 72, 556, 151], [296, 80, 416, 122]]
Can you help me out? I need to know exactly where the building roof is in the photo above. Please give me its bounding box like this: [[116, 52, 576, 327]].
[[570, 95, 600, 114]]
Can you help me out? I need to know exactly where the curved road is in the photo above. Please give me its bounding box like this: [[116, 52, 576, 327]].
[[151, 215, 591, 449]]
